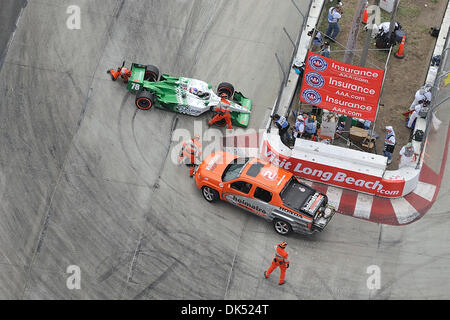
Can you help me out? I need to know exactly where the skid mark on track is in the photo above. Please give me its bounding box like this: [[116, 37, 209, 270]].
[[116, 108, 179, 296], [96, 249, 134, 283], [223, 215, 249, 299], [130, 108, 155, 171], [130, 247, 199, 299], [20, 1, 143, 297], [152, 116, 178, 190], [132, 261, 179, 300], [173, 0, 224, 75], [117, 92, 152, 189]]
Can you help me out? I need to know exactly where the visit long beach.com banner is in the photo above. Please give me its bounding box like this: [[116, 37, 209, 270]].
[[300, 51, 384, 121]]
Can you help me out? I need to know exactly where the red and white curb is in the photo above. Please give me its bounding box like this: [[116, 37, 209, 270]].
[[299, 165, 440, 225], [220, 130, 447, 226]]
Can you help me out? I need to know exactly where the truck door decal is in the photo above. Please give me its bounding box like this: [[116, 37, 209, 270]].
[[224, 194, 271, 217]]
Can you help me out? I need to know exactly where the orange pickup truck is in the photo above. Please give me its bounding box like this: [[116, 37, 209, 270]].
[[195, 151, 335, 235]]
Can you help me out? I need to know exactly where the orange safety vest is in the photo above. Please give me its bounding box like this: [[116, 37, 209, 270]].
[[120, 67, 131, 78], [182, 139, 202, 158], [274, 246, 289, 264]]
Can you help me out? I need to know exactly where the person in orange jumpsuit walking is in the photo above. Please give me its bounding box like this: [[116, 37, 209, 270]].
[[107, 62, 132, 83], [178, 134, 202, 177], [264, 241, 290, 285], [208, 99, 233, 130]]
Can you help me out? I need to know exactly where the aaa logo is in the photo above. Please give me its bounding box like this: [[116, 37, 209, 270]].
[[308, 55, 328, 72], [302, 89, 322, 105], [305, 72, 325, 88]]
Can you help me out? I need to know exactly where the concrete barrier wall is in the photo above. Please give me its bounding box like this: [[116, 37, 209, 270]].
[[262, 132, 412, 198]]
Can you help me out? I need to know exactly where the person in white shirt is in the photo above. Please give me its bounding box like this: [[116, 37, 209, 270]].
[[383, 126, 396, 164], [292, 115, 305, 139], [378, 21, 399, 35], [407, 103, 423, 130], [326, 6, 343, 41], [410, 85, 432, 111], [398, 142, 418, 168]]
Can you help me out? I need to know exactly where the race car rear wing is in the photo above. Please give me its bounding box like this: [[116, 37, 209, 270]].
[[231, 91, 252, 128], [127, 63, 147, 93]]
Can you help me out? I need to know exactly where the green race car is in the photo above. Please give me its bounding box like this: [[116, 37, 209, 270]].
[[126, 63, 252, 128]]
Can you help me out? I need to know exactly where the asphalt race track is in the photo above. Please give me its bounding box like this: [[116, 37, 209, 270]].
[[1, 0, 450, 300]]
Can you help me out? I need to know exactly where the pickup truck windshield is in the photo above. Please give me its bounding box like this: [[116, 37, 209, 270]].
[[222, 158, 250, 182]]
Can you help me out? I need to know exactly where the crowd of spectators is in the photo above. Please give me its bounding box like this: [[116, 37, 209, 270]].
[[283, 1, 430, 169]]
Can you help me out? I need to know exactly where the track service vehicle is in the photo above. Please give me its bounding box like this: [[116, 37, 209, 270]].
[[195, 151, 336, 235]]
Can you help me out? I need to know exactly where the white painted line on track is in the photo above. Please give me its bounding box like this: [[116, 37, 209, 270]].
[[325, 185, 343, 209], [353, 192, 373, 220], [413, 181, 437, 202], [391, 197, 420, 225]]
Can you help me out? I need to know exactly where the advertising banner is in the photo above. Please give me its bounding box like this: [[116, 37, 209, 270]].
[[261, 140, 405, 198], [300, 51, 384, 121]]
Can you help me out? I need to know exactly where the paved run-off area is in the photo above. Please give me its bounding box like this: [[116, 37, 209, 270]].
[[1, 0, 450, 300]]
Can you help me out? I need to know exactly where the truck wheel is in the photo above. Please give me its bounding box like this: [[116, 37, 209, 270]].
[[202, 186, 219, 202], [135, 90, 155, 110], [217, 82, 235, 99], [144, 65, 160, 82], [273, 219, 292, 235]]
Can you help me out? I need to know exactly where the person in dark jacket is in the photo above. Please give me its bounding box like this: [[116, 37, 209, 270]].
[[271, 114, 291, 144]]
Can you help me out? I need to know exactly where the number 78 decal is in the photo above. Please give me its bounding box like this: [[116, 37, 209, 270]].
[[131, 83, 141, 90]]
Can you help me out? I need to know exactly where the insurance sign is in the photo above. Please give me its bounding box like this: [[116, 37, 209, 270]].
[[300, 51, 384, 121]]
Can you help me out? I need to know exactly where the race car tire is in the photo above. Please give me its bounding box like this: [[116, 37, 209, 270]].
[[273, 219, 292, 235], [144, 65, 160, 82], [201, 186, 219, 202], [217, 82, 235, 99], [135, 90, 155, 110]]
